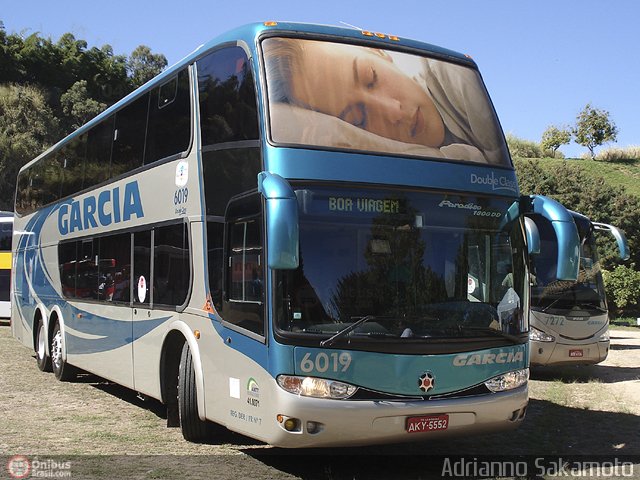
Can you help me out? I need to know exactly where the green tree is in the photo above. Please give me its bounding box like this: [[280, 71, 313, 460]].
[[573, 103, 618, 159], [60, 80, 106, 129], [602, 264, 640, 313], [505, 133, 543, 159], [541, 125, 571, 157], [128, 45, 167, 89], [0, 84, 59, 210]]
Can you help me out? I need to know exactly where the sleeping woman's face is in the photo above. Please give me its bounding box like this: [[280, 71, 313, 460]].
[[288, 41, 445, 147]]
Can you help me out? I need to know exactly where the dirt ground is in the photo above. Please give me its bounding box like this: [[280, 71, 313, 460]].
[[1, 322, 639, 479]]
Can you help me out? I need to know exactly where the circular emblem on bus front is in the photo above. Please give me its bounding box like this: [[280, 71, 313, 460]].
[[418, 372, 435, 393]]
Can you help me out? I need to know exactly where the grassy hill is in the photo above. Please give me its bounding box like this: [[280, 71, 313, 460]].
[[513, 157, 640, 198]]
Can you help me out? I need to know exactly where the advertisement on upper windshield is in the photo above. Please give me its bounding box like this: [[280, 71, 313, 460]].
[[263, 37, 510, 166]]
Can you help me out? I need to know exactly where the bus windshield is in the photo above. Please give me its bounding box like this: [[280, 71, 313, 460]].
[[275, 187, 528, 344], [530, 217, 606, 314], [263, 37, 511, 167]]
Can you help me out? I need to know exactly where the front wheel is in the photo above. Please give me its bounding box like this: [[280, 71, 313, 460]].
[[178, 342, 210, 442], [35, 320, 52, 372], [51, 322, 76, 382]]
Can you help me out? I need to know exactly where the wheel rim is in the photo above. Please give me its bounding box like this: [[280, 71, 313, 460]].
[[37, 323, 46, 360], [51, 329, 63, 370]]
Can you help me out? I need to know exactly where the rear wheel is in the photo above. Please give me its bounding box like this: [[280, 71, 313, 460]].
[[178, 342, 210, 442], [51, 322, 76, 382], [35, 320, 52, 372]]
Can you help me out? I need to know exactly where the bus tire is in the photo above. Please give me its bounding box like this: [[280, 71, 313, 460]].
[[178, 342, 210, 442], [35, 319, 52, 372], [51, 322, 77, 382]]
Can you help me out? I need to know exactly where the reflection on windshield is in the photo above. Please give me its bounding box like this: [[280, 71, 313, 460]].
[[275, 188, 527, 343], [530, 215, 606, 314]]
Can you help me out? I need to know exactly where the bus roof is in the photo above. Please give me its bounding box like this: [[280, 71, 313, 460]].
[[19, 21, 477, 174]]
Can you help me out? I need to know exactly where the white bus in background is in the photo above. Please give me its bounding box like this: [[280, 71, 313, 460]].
[[0, 212, 12, 318], [526, 211, 629, 366]]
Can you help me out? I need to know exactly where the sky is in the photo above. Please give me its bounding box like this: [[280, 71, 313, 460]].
[[2, 0, 639, 158]]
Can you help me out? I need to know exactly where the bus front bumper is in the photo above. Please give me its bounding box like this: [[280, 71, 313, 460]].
[[530, 340, 609, 366], [264, 384, 528, 448]]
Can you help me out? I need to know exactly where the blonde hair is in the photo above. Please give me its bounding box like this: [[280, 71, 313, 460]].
[[262, 38, 305, 104]]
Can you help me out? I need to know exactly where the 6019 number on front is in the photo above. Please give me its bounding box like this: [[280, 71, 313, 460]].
[[299, 352, 352, 373]]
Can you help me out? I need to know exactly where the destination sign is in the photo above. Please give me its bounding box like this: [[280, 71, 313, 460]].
[[328, 196, 403, 214]]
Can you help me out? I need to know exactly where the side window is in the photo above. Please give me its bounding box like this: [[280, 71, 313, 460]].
[[98, 232, 131, 303], [85, 116, 114, 188], [112, 94, 149, 178], [32, 154, 61, 208], [202, 148, 261, 216], [0, 222, 11, 251], [197, 46, 259, 145], [228, 220, 262, 303], [59, 242, 77, 298], [60, 134, 87, 198], [145, 69, 191, 164], [207, 221, 224, 310], [77, 239, 99, 300], [223, 194, 264, 337], [154, 223, 190, 306], [133, 230, 151, 306], [15, 169, 31, 215]]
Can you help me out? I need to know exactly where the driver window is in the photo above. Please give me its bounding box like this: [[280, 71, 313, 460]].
[[223, 194, 264, 338]]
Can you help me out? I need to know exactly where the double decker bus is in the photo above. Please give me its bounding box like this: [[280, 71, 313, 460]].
[[0, 212, 12, 318], [11, 22, 580, 447], [526, 211, 629, 366]]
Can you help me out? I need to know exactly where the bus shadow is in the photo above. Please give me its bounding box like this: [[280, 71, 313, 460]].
[[530, 364, 640, 383], [66, 370, 170, 420], [74, 369, 262, 446], [242, 399, 639, 479]]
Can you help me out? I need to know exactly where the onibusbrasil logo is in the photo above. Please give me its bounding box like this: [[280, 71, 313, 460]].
[[6, 455, 30, 479], [6, 455, 72, 478]]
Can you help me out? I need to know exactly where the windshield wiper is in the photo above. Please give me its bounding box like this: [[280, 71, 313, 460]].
[[457, 326, 523, 344], [541, 291, 574, 313], [320, 315, 376, 347]]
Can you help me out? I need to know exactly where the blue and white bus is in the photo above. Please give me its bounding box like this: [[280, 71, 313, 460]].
[[526, 211, 629, 366], [11, 22, 580, 447]]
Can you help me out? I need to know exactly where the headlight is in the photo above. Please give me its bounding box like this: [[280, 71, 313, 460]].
[[529, 327, 555, 342], [485, 368, 529, 392], [598, 330, 610, 342], [277, 375, 358, 399]]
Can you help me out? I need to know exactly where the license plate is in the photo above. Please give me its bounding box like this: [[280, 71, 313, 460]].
[[406, 414, 449, 433], [569, 349, 584, 357]]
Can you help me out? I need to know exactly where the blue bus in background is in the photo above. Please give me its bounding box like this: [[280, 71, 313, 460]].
[[11, 22, 580, 447], [527, 211, 629, 366]]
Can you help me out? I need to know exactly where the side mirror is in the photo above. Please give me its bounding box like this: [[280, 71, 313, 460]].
[[593, 222, 630, 261], [257, 172, 299, 270], [529, 195, 580, 281], [523, 217, 541, 255]]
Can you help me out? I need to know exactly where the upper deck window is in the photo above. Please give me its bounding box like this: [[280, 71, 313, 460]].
[[263, 38, 510, 167], [197, 46, 259, 145]]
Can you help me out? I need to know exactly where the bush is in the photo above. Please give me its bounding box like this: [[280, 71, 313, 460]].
[[595, 146, 640, 163], [506, 134, 544, 159], [602, 264, 640, 313]]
